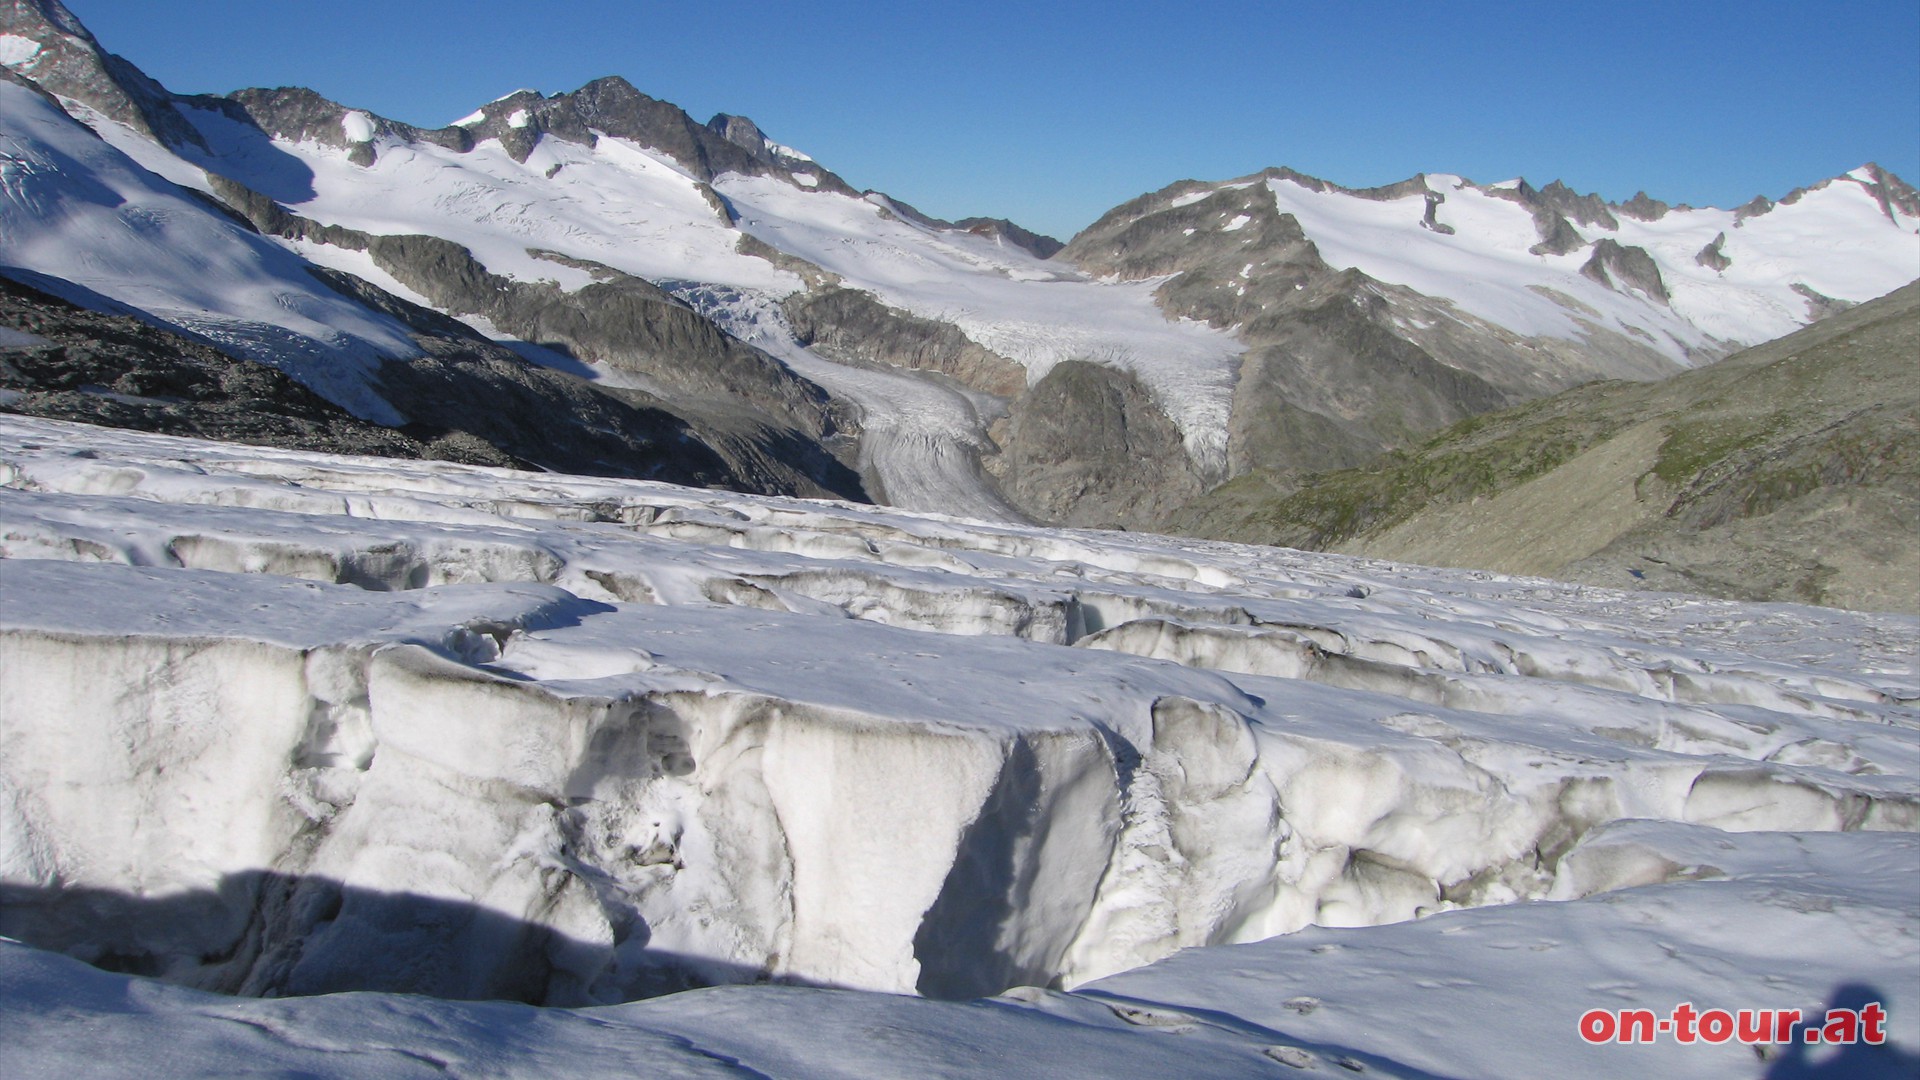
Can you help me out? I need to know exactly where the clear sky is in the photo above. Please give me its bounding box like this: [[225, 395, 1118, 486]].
[[61, 0, 1920, 242]]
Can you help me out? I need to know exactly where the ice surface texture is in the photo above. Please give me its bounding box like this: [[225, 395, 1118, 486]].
[[1, 414, 1914, 1024]]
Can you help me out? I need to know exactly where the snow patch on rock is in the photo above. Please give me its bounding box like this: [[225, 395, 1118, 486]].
[[0, 33, 41, 67], [340, 110, 376, 142]]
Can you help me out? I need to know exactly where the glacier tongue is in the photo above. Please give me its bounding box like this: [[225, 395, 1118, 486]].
[[0, 413, 1915, 1007]]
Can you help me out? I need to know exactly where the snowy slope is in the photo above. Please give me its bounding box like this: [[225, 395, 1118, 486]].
[[716, 177, 1243, 470], [144, 105, 1243, 477], [0, 414, 1916, 1075], [1258, 168, 1920, 360], [0, 79, 419, 422], [170, 103, 798, 296]]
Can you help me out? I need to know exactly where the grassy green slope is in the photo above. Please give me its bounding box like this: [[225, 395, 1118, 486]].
[[1170, 280, 1920, 612]]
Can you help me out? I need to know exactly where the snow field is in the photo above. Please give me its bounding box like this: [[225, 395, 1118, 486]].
[[1259, 171, 1920, 363], [0, 82, 419, 422]]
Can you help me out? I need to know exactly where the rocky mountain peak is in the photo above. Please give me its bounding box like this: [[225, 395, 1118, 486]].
[[707, 112, 774, 163], [0, 0, 202, 149], [1535, 179, 1619, 230], [1617, 191, 1670, 222], [3, 0, 87, 41], [1854, 161, 1920, 222], [955, 217, 1064, 259]]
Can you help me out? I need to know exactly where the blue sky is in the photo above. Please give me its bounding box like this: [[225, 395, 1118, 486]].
[[65, 0, 1920, 241]]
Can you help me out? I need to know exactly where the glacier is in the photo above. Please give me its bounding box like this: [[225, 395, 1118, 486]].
[[0, 79, 420, 423], [0, 412, 1915, 1077]]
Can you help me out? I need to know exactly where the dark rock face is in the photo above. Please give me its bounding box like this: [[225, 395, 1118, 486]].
[[785, 287, 1026, 397], [370, 236, 849, 440], [516, 77, 758, 176], [997, 360, 1202, 530], [1060, 181, 1319, 288], [1790, 282, 1856, 322], [1580, 240, 1670, 303], [734, 233, 842, 288], [301, 266, 493, 345], [707, 112, 773, 160], [1618, 191, 1670, 222], [1528, 213, 1587, 256], [1535, 179, 1620, 231], [1230, 277, 1514, 475], [1854, 162, 1920, 222], [374, 337, 743, 489], [0, 273, 434, 459], [704, 112, 822, 172], [1734, 194, 1775, 224], [1695, 233, 1732, 272], [954, 218, 1065, 259]]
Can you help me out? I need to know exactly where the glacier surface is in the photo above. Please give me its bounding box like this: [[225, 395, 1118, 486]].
[[0, 413, 1915, 1077]]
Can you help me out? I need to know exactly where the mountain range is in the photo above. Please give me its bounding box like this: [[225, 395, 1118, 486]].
[[3, 0, 1915, 552], [3, 4, 1919, 1076]]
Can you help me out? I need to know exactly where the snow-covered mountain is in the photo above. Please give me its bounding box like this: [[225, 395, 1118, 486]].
[[2, 2, 1918, 1073], [1059, 164, 1920, 502], [3, 0, 1914, 531], [0, 2, 869, 503]]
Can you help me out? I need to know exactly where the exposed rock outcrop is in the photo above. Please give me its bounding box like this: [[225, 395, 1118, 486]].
[[203, 175, 854, 458], [954, 217, 1065, 259], [1579, 239, 1670, 303], [1695, 232, 1732, 272], [1618, 190, 1670, 222], [784, 287, 1027, 397], [996, 360, 1203, 530], [0, 273, 436, 460]]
